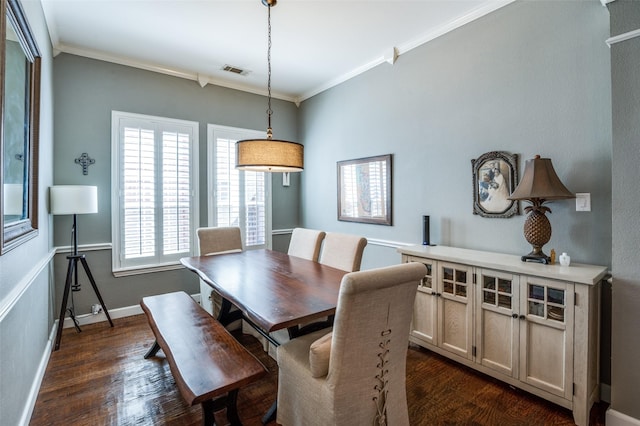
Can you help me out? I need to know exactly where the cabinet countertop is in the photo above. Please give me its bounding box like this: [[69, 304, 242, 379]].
[[398, 245, 608, 285]]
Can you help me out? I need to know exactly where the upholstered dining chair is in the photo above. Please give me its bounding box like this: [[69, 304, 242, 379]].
[[287, 228, 326, 261], [196, 226, 243, 330], [276, 262, 427, 426], [318, 232, 368, 272]]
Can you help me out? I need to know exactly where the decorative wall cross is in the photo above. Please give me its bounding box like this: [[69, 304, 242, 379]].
[[75, 152, 95, 175]]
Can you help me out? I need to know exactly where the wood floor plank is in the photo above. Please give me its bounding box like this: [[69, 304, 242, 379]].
[[30, 315, 606, 425]]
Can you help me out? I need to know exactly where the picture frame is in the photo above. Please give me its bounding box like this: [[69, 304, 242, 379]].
[[337, 154, 391, 225], [471, 151, 518, 218]]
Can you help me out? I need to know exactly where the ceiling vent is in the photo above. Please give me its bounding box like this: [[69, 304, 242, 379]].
[[222, 64, 249, 76]]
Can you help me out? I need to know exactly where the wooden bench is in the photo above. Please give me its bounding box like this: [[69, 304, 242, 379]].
[[141, 291, 267, 426]]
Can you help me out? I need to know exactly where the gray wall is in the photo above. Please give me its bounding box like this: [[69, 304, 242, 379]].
[[300, 0, 611, 270], [52, 54, 301, 312], [298, 0, 613, 387], [609, 0, 640, 421], [0, 0, 55, 424]]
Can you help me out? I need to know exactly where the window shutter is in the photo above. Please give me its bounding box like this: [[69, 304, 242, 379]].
[[112, 111, 199, 275], [209, 125, 269, 249]]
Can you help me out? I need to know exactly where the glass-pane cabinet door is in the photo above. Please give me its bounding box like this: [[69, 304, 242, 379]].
[[406, 256, 438, 346], [438, 261, 473, 360], [476, 269, 519, 378], [519, 276, 574, 399]]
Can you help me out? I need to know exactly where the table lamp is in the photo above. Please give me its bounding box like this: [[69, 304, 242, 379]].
[[49, 185, 113, 350], [508, 155, 575, 264]]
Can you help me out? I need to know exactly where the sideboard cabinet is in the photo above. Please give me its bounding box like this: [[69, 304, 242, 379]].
[[398, 245, 607, 426]]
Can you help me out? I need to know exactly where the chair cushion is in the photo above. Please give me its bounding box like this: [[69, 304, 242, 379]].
[[309, 332, 332, 377]]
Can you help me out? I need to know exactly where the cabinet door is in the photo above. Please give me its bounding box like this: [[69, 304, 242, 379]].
[[519, 276, 574, 400], [476, 269, 519, 378], [406, 256, 438, 346], [438, 262, 474, 360]]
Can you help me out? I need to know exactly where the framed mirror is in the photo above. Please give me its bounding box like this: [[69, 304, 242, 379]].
[[0, 0, 41, 254], [337, 154, 392, 225], [471, 151, 518, 218]]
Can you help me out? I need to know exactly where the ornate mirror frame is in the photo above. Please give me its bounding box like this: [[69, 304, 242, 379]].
[[0, 0, 41, 254], [471, 151, 518, 218]]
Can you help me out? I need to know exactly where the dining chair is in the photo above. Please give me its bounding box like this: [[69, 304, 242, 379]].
[[197, 226, 243, 330], [287, 228, 326, 261], [276, 262, 427, 426], [318, 232, 368, 272]]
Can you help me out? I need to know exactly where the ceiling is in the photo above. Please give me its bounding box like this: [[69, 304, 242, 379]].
[[41, 0, 514, 103]]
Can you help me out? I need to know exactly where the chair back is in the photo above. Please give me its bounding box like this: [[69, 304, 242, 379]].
[[196, 227, 243, 255], [318, 232, 367, 272], [287, 228, 326, 261], [327, 262, 426, 425]]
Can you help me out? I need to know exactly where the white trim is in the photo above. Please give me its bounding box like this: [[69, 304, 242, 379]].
[[49, 1, 515, 104], [297, 0, 516, 101], [61, 293, 202, 328], [55, 242, 112, 254], [606, 28, 640, 46], [55, 43, 297, 103], [366, 238, 414, 249], [272, 228, 294, 235], [112, 262, 185, 277], [0, 249, 55, 322], [18, 323, 57, 426], [606, 408, 640, 426]]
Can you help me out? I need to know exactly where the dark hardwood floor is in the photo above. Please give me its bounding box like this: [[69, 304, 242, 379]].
[[30, 315, 607, 425]]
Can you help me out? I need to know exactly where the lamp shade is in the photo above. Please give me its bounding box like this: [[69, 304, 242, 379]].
[[3, 183, 24, 215], [236, 139, 304, 172], [508, 155, 574, 201], [50, 185, 98, 215]]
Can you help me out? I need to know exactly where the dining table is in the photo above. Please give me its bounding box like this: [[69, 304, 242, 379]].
[[180, 249, 348, 423]]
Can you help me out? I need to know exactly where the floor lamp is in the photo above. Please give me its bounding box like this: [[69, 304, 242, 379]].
[[50, 185, 113, 351]]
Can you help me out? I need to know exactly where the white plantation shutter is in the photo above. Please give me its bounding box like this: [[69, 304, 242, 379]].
[[208, 125, 270, 249], [112, 111, 199, 274]]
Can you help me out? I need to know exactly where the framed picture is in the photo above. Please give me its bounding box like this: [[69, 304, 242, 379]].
[[337, 154, 392, 225], [471, 151, 519, 218]]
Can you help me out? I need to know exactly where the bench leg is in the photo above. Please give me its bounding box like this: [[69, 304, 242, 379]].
[[143, 340, 161, 359], [200, 390, 242, 426]]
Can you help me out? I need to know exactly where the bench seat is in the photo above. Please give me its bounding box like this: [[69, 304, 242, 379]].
[[141, 291, 267, 425]]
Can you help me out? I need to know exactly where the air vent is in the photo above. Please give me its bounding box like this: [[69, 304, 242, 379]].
[[222, 64, 249, 76]]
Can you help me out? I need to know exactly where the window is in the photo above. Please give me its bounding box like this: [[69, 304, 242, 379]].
[[208, 124, 271, 249], [111, 111, 199, 275]]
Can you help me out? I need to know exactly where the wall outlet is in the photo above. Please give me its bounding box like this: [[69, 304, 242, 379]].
[[575, 193, 591, 212]]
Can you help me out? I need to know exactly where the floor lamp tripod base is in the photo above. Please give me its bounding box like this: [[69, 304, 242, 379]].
[[54, 253, 114, 351]]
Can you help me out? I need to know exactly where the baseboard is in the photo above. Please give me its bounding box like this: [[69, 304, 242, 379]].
[[601, 383, 611, 403], [62, 304, 144, 328], [607, 408, 640, 426], [19, 324, 56, 426], [63, 292, 202, 328]]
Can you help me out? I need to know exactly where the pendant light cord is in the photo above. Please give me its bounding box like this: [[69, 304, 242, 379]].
[[266, 3, 273, 139]]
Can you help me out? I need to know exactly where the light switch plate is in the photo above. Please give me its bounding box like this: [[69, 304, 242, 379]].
[[575, 193, 591, 211]]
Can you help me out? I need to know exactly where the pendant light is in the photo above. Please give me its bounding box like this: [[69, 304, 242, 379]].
[[236, 0, 304, 172]]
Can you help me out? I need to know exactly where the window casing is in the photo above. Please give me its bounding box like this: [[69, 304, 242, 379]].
[[207, 124, 271, 249], [112, 111, 199, 275]]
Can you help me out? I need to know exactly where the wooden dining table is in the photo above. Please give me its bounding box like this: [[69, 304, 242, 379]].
[[180, 248, 347, 343], [180, 249, 348, 423]]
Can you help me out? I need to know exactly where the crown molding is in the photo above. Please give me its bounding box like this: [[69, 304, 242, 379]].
[[54, 43, 298, 104], [297, 0, 517, 102], [606, 28, 640, 46]]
